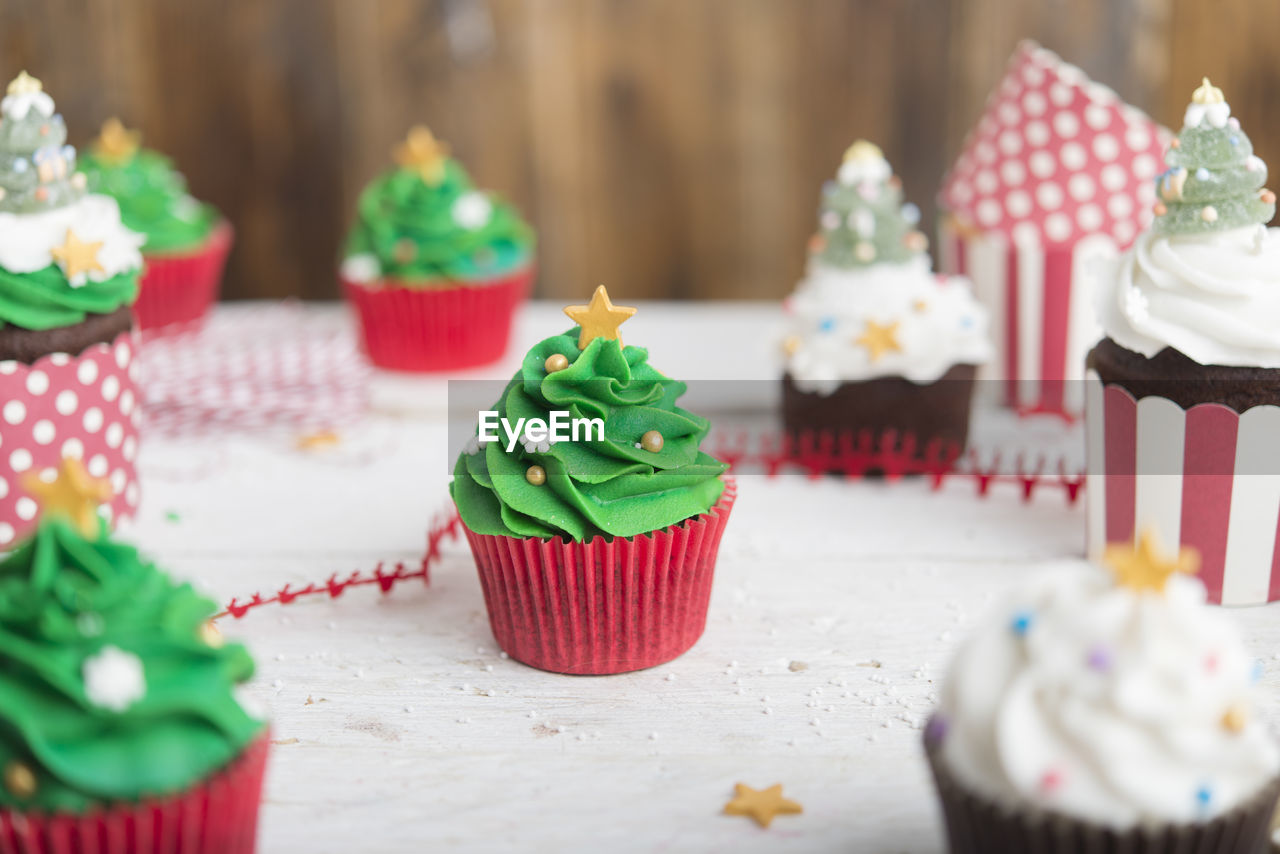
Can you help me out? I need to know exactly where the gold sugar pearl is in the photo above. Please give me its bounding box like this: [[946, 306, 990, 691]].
[[1153, 202, 1167, 216], [1263, 189, 1277, 205], [393, 239, 417, 264], [1201, 206, 1219, 223], [526, 465, 546, 486], [201, 620, 224, 647], [640, 430, 664, 453], [544, 353, 569, 373], [3, 760, 36, 800]]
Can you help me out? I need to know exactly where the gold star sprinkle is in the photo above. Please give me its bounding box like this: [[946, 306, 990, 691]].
[[913, 299, 929, 313], [296, 430, 341, 451], [843, 139, 884, 164], [724, 783, 803, 828], [782, 335, 801, 356], [50, 229, 105, 281], [563, 285, 636, 350], [855, 319, 902, 362], [22, 457, 113, 537], [1192, 77, 1225, 105], [93, 118, 141, 164], [6, 71, 42, 96], [395, 125, 450, 185], [1103, 528, 1199, 594]]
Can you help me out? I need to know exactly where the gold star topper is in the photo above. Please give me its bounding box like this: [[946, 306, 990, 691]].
[[855, 319, 902, 362], [21, 457, 113, 538], [50, 229, 105, 281], [723, 783, 803, 828], [1103, 528, 1200, 594], [843, 139, 884, 164], [6, 71, 42, 97], [395, 125, 450, 185], [1192, 77, 1225, 105], [94, 118, 141, 164], [563, 285, 637, 350]]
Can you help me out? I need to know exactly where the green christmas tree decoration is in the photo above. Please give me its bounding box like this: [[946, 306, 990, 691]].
[[809, 140, 928, 270], [1154, 78, 1275, 236], [0, 72, 87, 214]]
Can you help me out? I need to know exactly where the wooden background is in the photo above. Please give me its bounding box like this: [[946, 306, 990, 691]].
[[0, 0, 1274, 301]]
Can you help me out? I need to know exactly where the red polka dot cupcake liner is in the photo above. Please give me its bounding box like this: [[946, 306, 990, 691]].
[[342, 264, 533, 372], [0, 733, 269, 854], [0, 332, 141, 547], [135, 221, 234, 335], [458, 479, 736, 675]]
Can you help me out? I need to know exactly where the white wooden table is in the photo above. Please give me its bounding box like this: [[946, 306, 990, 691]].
[[125, 302, 1280, 853]]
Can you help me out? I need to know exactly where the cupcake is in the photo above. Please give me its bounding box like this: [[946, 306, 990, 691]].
[[939, 41, 1169, 416], [926, 531, 1280, 853], [341, 126, 535, 372], [781, 141, 991, 458], [0, 458, 269, 852], [80, 118, 233, 333], [0, 72, 143, 548], [450, 286, 735, 674], [1086, 79, 1280, 605]]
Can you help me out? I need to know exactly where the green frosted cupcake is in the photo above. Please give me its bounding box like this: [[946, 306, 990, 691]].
[[0, 458, 269, 851]]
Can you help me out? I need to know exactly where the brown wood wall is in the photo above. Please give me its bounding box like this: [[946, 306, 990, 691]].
[[0, 0, 1274, 301]]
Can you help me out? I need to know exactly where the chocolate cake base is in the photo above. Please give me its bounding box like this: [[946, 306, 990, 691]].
[[1088, 337, 1280, 412], [0, 307, 134, 364], [781, 364, 978, 452]]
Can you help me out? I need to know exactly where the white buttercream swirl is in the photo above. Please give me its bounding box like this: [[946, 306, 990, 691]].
[[1099, 225, 1280, 367], [938, 564, 1279, 828], [0, 193, 144, 286], [783, 256, 991, 392]]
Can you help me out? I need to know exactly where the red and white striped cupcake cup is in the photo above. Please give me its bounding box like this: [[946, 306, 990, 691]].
[[459, 480, 737, 675], [1086, 375, 1280, 605], [0, 332, 141, 547]]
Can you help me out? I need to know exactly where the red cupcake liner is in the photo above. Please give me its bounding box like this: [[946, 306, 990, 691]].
[[0, 332, 141, 547], [0, 733, 269, 854], [342, 264, 533, 372], [135, 221, 234, 335], [460, 479, 737, 675]]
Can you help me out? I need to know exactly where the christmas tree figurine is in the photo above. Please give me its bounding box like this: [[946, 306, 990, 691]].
[[1154, 78, 1276, 235], [0, 71, 86, 213], [809, 140, 928, 270]]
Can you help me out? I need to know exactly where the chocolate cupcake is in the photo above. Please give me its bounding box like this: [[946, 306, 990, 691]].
[[781, 142, 991, 455], [0, 72, 145, 547], [1086, 79, 1280, 605], [926, 531, 1280, 852]]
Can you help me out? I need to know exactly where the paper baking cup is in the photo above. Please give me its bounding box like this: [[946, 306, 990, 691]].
[[135, 221, 234, 334], [0, 332, 141, 547], [924, 718, 1280, 853], [939, 218, 1112, 417], [342, 264, 533, 372], [0, 733, 269, 854], [1086, 373, 1280, 606], [459, 479, 736, 675]]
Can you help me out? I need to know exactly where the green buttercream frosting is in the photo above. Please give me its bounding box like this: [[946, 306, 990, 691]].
[[450, 329, 727, 541], [1155, 100, 1275, 236], [80, 147, 216, 254], [345, 158, 533, 283], [0, 519, 264, 812], [0, 265, 137, 331]]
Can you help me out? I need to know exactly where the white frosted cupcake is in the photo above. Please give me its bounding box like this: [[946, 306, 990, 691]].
[[925, 532, 1280, 852], [781, 141, 991, 454]]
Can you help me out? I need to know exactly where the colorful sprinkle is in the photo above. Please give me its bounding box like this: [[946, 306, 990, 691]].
[[1038, 769, 1064, 793], [902, 203, 921, 225], [925, 715, 949, 745], [1204, 652, 1220, 674], [1010, 611, 1034, 637], [818, 317, 836, 333], [1195, 784, 1213, 812], [1086, 646, 1111, 672], [1252, 660, 1264, 683], [1195, 167, 1210, 181], [1229, 136, 1240, 146], [1201, 206, 1219, 223]]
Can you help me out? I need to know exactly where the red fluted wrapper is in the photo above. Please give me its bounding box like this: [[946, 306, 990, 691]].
[[0, 332, 141, 548], [342, 264, 533, 372], [134, 222, 234, 334], [460, 480, 737, 675], [0, 734, 269, 854]]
